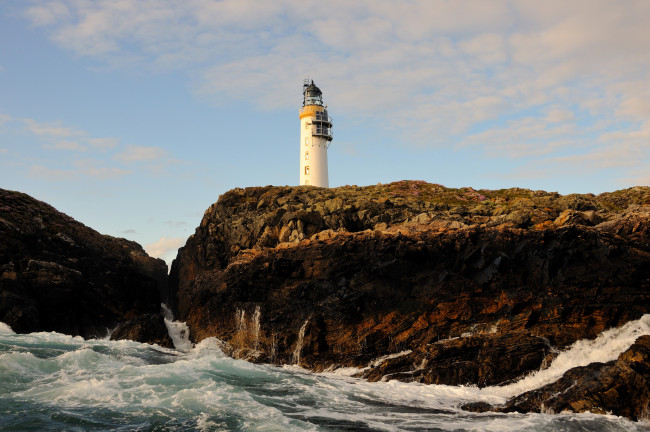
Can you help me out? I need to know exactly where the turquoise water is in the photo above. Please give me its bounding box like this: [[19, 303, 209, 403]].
[[1, 322, 649, 432]]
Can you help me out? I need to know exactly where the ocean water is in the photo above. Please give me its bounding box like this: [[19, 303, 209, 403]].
[[1, 314, 650, 432]]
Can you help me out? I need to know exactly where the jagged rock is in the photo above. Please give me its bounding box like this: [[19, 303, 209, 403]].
[[461, 401, 493, 413], [110, 313, 174, 348], [501, 335, 650, 421], [169, 182, 650, 420], [355, 333, 551, 387], [0, 188, 168, 338]]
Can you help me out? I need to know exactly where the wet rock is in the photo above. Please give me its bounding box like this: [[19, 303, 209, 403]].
[[110, 313, 174, 348], [356, 333, 551, 387], [501, 335, 650, 421], [461, 401, 493, 413], [168, 182, 650, 420], [0, 188, 168, 338]]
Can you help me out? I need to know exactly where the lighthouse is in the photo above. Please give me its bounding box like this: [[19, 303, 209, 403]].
[[299, 80, 333, 187]]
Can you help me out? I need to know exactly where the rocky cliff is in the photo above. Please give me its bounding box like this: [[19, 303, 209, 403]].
[[170, 181, 650, 418], [500, 334, 650, 421], [0, 188, 168, 338]]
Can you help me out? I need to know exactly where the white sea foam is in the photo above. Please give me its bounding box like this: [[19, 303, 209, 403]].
[[293, 318, 310, 365], [252, 305, 261, 351], [161, 303, 193, 351], [1, 314, 649, 431], [317, 314, 650, 414], [324, 366, 363, 376], [0, 321, 14, 334], [369, 350, 412, 367], [483, 314, 650, 398]]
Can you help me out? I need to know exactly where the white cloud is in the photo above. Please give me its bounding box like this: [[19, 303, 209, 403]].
[[44, 140, 86, 151], [552, 144, 645, 170], [29, 164, 74, 180], [20, 0, 650, 182], [4, 111, 186, 181], [27, 159, 130, 180], [621, 172, 650, 187], [458, 33, 508, 65], [6, 113, 124, 153], [459, 115, 588, 159], [73, 159, 130, 178], [88, 137, 119, 150], [544, 107, 575, 124], [145, 236, 185, 263], [20, 118, 121, 154], [114, 146, 169, 163], [0, 113, 12, 128], [24, 118, 83, 138], [24, 1, 69, 26]]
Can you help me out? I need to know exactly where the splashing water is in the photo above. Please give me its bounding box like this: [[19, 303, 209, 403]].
[[161, 304, 193, 351], [252, 305, 261, 351], [1, 316, 649, 431], [236, 308, 246, 332], [293, 319, 310, 365], [0, 322, 14, 335], [481, 314, 650, 399]]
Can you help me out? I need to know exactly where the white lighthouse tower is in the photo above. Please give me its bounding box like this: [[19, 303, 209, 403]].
[[299, 80, 333, 187]]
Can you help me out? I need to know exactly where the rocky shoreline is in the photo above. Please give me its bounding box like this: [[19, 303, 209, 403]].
[[169, 181, 650, 420], [0, 188, 167, 338], [2, 182, 649, 421]]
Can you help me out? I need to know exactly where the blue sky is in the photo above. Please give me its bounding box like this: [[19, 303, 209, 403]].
[[1, 0, 649, 265]]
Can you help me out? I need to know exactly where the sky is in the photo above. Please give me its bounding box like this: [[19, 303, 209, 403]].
[[1, 0, 649, 266]]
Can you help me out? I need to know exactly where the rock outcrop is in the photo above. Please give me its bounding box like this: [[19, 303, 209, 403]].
[[0, 188, 168, 338], [501, 335, 650, 421], [110, 313, 174, 348], [169, 181, 650, 419]]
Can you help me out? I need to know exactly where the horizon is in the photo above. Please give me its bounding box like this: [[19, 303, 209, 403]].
[[1, 1, 649, 264]]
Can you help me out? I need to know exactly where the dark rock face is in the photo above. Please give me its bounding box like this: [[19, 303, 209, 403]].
[[501, 335, 650, 421], [110, 313, 174, 348], [170, 182, 650, 419], [0, 188, 168, 338]]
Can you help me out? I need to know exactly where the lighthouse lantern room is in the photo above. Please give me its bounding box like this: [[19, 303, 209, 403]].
[[299, 80, 332, 187]]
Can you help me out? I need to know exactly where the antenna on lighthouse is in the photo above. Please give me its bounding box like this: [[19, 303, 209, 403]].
[[299, 80, 333, 187]]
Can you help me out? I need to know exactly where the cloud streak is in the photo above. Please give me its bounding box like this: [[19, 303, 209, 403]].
[[1, 113, 177, 180], [114, 146, 169, 163]]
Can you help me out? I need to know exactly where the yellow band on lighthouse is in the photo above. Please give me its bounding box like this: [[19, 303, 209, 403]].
[[299, 105, 325, 119]]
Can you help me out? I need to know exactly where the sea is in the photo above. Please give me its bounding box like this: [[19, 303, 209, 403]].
[[1, 309, 650, 432]]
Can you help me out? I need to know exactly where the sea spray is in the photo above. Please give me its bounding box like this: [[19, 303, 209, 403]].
[[161, 304, 193, 351], [483, 313, 650, 398], [252, 305, 261, 351], [1, 322, 647, 431], [293, 318, 310, 365], [0, 322, 14, 335], [236, 308, 246, 332]]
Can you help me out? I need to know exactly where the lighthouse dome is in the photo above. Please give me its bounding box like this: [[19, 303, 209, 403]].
[[303, 80, 323, 106]]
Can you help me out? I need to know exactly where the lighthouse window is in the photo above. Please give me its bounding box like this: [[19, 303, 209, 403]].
[[305, 137, 309, 146], [305, 152, 309, 160], [305, 166, 310, 175]]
